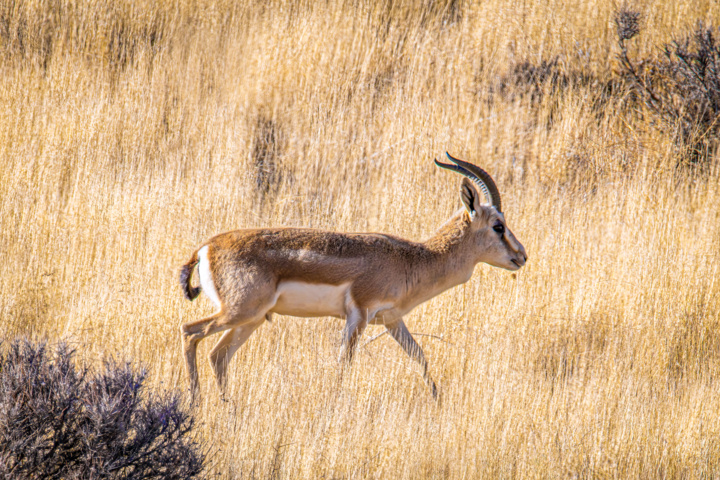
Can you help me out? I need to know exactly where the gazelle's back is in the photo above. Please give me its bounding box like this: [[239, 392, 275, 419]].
[[205, 227, 431, 283]]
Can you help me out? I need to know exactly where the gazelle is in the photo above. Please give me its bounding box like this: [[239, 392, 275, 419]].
[[179, 153, 527, 400]]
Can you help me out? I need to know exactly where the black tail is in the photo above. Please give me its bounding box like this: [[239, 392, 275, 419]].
[[179, 250, 201, 300]]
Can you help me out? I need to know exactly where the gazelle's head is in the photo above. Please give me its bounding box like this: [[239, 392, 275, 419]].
[[435, 152, 527, 271]]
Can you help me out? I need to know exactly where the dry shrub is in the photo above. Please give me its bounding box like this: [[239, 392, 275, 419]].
[[0, 339, 205, 479], [252, 114, 285, 199], [490, 56, 598, 105], [616, 7, 720, 166]]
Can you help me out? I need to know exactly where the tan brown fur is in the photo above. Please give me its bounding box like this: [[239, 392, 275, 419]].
[[202, 218, 468, 309], [179, 167, 527, 402]]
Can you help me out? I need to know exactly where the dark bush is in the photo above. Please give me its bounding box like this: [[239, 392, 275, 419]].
[[252, 115, 284, 200], [616, 7, 720, 165], [485, 9, 720, 169], [0, 339, 205, 480], [490, 56, 598, 104]]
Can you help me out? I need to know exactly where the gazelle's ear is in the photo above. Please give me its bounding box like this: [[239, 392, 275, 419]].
[[460, 178, 482, 216]]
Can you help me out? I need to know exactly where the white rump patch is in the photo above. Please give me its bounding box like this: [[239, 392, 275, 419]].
[[270, 281, 350, 318], [198, 246, 221, 310]]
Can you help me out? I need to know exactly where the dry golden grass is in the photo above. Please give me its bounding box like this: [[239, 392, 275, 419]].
[[2, 0, 720, 477]]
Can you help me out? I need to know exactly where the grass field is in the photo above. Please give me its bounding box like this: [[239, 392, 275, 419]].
[[2, 0, 720, 477]]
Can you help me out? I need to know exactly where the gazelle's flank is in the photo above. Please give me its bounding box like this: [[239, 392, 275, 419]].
[[179, 153, 527, 400]]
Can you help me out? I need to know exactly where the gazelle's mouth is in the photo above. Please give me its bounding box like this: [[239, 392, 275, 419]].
[[510, 259, 522, 269]]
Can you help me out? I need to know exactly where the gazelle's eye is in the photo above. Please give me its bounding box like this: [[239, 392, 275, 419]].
[[493, 224, 505, 234]]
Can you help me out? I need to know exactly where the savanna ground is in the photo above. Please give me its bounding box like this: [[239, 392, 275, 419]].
[[2, 0, 720, 477]]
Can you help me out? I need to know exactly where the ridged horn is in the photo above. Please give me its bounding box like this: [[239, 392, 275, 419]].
[[434, 152, 502, 212]]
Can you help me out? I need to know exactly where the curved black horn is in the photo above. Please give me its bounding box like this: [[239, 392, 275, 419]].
[[435, 152, 503, 212], [434, 157, 494, 210]]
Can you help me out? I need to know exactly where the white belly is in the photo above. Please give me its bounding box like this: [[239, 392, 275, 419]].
[[270, 281, 350, 318]]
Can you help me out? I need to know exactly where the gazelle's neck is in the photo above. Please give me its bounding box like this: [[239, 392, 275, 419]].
[[424, 209, 472, 255], [400, 210, 476, 306]]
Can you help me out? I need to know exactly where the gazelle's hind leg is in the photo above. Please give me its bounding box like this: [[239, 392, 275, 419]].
[[387, 319, 438, 399], [209, 317, 265, 396], [180, 310, 232, 401], [180, 281, 276, 402]]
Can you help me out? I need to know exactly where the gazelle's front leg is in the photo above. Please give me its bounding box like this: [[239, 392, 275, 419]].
[[387, 319, 438, 399], [338, 306, 368, 364]]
